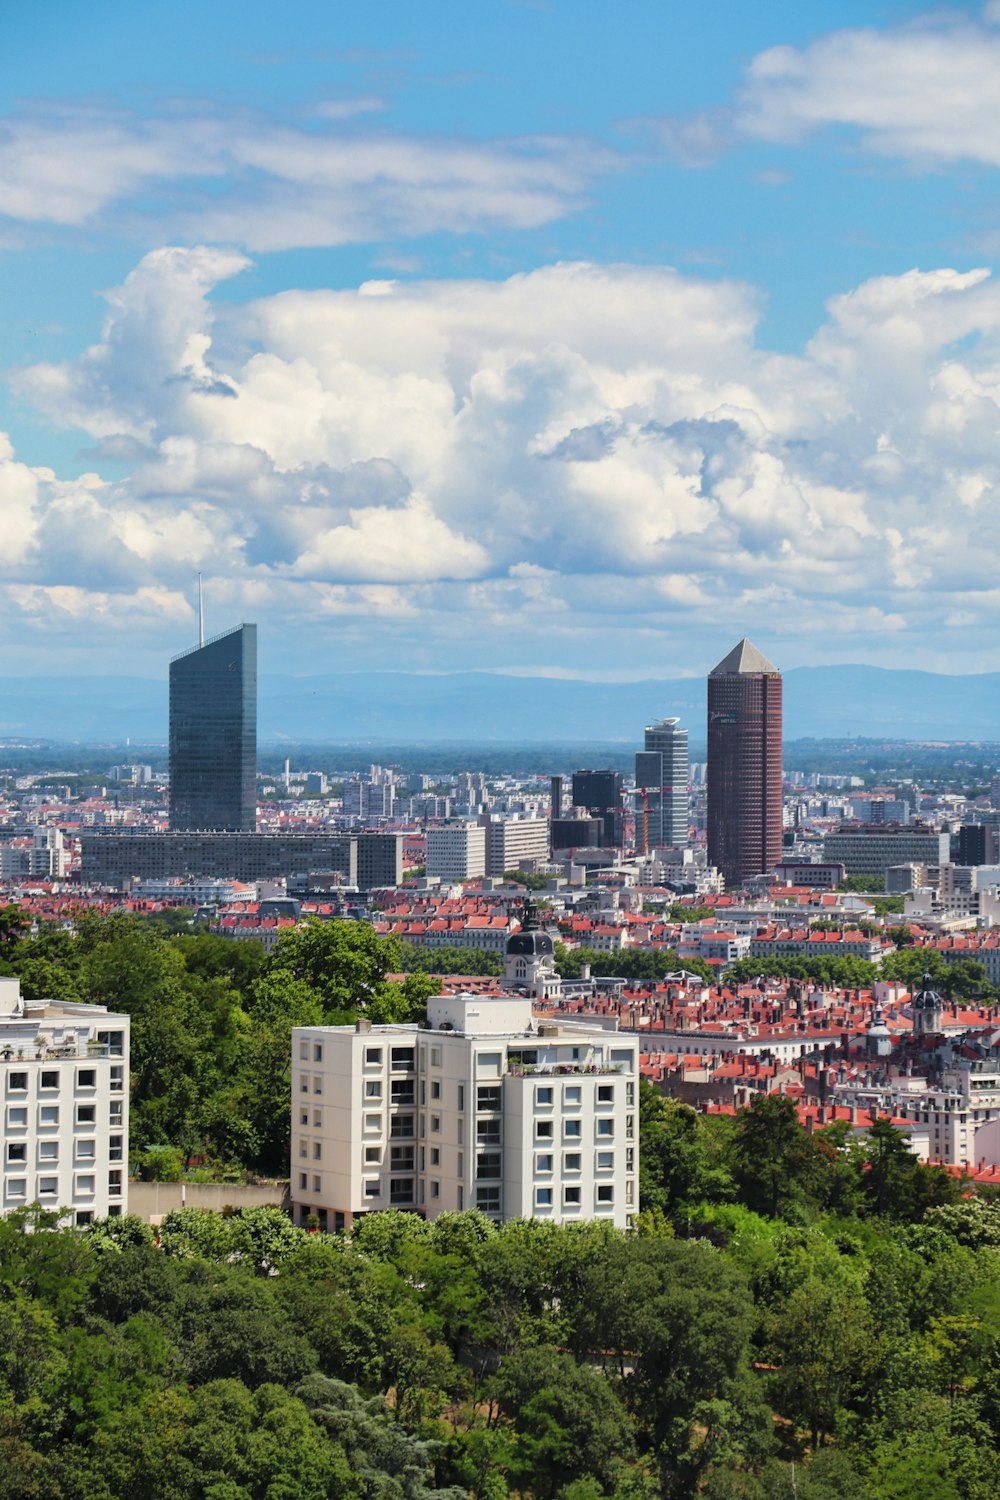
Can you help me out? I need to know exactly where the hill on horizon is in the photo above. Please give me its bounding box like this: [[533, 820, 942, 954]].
[[0, 664, 996, 744]]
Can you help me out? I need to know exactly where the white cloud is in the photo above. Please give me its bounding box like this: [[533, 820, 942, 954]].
[[0, 100, 615, 250], [655, 6, 1000, 172], [8, 246, 1000, 672]]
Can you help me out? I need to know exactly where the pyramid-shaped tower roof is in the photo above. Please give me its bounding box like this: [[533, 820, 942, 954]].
[[709, 638, 779, 676]]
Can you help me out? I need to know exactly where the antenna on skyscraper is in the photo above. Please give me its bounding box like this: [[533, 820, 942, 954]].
[[197, 572, 204, 648]]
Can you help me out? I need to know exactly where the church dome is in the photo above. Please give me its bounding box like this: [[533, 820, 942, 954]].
[[506, 898, 554, 958], [912, 973, 942, 1011]]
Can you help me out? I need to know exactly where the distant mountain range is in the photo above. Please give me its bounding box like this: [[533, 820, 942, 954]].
[[0, 665, 997, 744]]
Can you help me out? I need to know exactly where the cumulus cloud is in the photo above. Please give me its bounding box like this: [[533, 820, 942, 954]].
[[0, 100, 615, 250], [6, 245, 1000, 672], [653, 5, 1000, 172]]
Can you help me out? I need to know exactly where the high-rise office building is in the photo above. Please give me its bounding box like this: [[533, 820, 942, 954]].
[[570, 769, 624, 846], [169, 624, 257, 831], [635, 718, 689, 851], [707, 639, 782, 886]]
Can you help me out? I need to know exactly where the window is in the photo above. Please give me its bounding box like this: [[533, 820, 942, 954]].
[[108, 1170, 122, 1197], [430, 1080, 441, 1100], [596, 1184, 614, 1205], [38, 1142, 58, 1162], [476, 1151, 501, 1180], [5, 1179, 26, 1199], [75, 1175, 96, 1196], [390, 1080, 414, 1105], [391, 1047, 415, 1071], [7, 1072, 26, 1093], [299, 1040, 310, 1060], [75, 1141, 96, 1162], [364, 1180, 381, 1198], [313, 1044, 323, 1063], [564, 1119, 582, 1139], [365, 1145, 381, 1164], [596, 1150, 614, 1170], [563, 1185, 582, 1207], [40, 1070, 59, 1091], [611, 1050, 633, 1071], [76, 1105, 96, 1126], [535, 1186, 553, 1207], [313, 1143, 322, 1160], [109, 1102, 123, 1125], [364, 1113, 381, 1132], [6, 1143, 27, 1164], [77, 1068, 97, 1089], [97, 1030, 124, 1057], [6, 1106, 27, 1128], [535, 1120, 553, 1141], [564, 1085, 581, 1105], [39, 1105, 59, 1126], [313, 1110, 321, 1128], [299, 1172, 308, 1189], [431, 1045, 443, 1067], [389, 1178, 414, 1204], [300, 1110, 309, 1126], [476, 1185, 500, 1212], [109, 1135, 123, 1162], [299, 1076, 309, 1093], [626, 1082, 635, 1106], [38, 1177, 58, 1197], [479, 1052, 502, 1074], [431, 1180, 440, 1199], [430, 1147, 440, 1166], [563, 1152, 581, 1172], [313, 1077, 323, 1095], [477, 1085, 501, 1111], [364, 1080, 382, 1099], [430, 1115, 441, 1133], [313, 1175, 321, 1193], [390, 1145, 415, 1172], [75, 1211, 94, 1228], [597, 1085, 614, 1103], [365, 1046, 383, 1066], [536, 1086, 553, 1106], [596, 1119, 614, 1139], [535, 1153, 553, 1173], [625, 1115, 634, 1140], [457, 1085, 465, 1110], [390, 1114, 414, 1139], [299, 1142, 308, 1158]]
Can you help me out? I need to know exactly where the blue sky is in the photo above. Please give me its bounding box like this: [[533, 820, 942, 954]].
[[3, 1, 1000, 682]]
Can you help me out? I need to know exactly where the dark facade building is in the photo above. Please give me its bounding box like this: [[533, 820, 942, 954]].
[[550, 816, 604, 852], [635, 717, 688, 851], [958, 823, 990, 867], [81, 831, 357, 888], [356, 833, 404, 889], [707, 639, 782, 886], [169, 624, 257, 831], [571, 769, 624, 846]]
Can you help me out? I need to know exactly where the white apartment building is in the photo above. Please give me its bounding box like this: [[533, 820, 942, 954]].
[[889, 1058, 1000, 1168], [1, 977, 129, 1224], [484, 817, 551, 877], [291, 994, 639, 1233], [426, 820, 486, 881]]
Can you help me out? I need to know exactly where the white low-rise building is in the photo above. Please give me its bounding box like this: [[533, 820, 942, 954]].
[[291, 994, 639, 1233], [1, 977, 129, 1224]]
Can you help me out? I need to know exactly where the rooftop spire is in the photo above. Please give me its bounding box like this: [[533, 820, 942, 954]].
[[709, 637, 779, 675]]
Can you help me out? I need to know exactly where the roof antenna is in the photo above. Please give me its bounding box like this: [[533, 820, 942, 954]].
[[197, 572, 204, 648]]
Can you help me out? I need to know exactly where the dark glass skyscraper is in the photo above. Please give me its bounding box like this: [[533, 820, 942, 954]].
[[635, 717, 689, 851], [707, 639, 782, 886], [169, 624, 257, 831]]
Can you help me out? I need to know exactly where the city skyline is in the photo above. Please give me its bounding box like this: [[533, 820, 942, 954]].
[[2, 3, 1000, 688]]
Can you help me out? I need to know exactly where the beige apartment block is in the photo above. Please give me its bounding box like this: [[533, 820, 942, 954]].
[[291, 994, 638, 1233], [1, 977, 130, 1224]]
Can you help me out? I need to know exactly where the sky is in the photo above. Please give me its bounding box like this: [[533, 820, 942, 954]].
[[3, 0, 1000, 683]]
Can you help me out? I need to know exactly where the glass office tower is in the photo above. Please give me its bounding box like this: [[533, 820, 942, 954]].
[[635, 717, 689, 851], [707, 638, 782, 885], [169, 624, 257, 831]]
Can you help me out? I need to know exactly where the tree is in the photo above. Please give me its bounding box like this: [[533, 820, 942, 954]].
[[732, 1095, 812, 1221]]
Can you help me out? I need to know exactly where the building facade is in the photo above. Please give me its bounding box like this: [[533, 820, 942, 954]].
[[707, 640, 782, 886], [635, 718, 689, 851], [169, 623, 257, 832], [484, 817, 551, 876], [1, 977, 129, 1224], [81, 830, 358, 886], [425, 821, 486, 882], [291, 994, 639, 1231], [822, 825, 950, 878]]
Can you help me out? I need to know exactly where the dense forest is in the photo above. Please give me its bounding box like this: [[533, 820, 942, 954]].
[[2, 908, 1000, 1496]]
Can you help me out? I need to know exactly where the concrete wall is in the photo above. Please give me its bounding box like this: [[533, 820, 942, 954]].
[[129, 1179, 289, 1222]]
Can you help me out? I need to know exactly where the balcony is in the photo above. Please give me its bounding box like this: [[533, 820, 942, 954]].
[[0, 1040, 115, 1063], [506, 1061, 623, 1078]]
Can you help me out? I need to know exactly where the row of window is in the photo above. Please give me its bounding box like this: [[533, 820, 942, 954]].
[[4, 1101, 121, 1131], [3, 1170, 122, 1201], [6, 1136, 122, 1165], [4, 1065, 123, 1093], [534, 1117, 624, 1142]]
